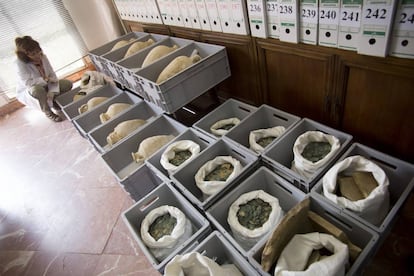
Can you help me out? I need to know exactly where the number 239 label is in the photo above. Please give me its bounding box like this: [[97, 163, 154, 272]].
[[362, 5, 393, 25]]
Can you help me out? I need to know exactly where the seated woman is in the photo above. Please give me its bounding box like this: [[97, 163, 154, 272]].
[[14, 36, 73, 122]]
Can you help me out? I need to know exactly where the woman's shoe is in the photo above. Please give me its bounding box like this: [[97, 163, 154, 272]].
[[45, 111, 62, 122]]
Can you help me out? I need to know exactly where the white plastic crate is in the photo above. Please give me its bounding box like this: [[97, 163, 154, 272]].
[[88, 101, 164, 153], [134, 41, 231, 113], [223, 104, 301, 156], [121, 164, 165, 202], [170, 139, 259, 210], [61, 85, 122, 121], [206, 166, 306, 257], [116, 36, 193, 96], [122, 183, 211, 272], [145, 128, 216, 182], [88, 31, 147, 75], [248, 196, 379, 276], [262, 118, 353, 193], [311, 142, 414, 236], [72, 91, 143, 137], [172, 231, 260, 275], [101, 115, 187, 188], [193, 98, 258, 140], [101, 33, 169, 82]]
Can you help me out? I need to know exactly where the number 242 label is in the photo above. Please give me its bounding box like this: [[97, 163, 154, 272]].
[[362, 5, 393, 25]]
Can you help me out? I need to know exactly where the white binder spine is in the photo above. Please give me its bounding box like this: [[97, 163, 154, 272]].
[[178, 0, 194, 28], [318, 0, 340, 47], [196, 0, 213, 31], [266, 0, 280, 38], [357, 0, 398, 57], [300, 0, 319, 44], [389, 0, 414, 59], [229, 0, 251, 35], [217, 0, 233, 33], [188, 0, 202, 29], [247, 0, 268, 37], [278, 0, 300, 43], [338, 0, 363, 51]]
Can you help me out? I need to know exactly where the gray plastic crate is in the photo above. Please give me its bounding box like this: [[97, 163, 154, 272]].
[[311, 142, 414, 236], [206, 166, 306, 257], [101, 115, 187, 188], [88, 31, 147, 75], [55, 86, 81, 108], [193, 98, 258, 140], [116, 36, 193, 96], [87, 101, 164, 153], [122, 182, 211, 272], [101, 34, 169, 82], [248, 196, 379, 276], [223, 104, 301, 156], [61, 85, 122, 121], [171, 231, 260, 275], [262, 118, 353, 193], [146, 128, 217, 182], [121, 164, 165, 202], [72, 92, 143, 137], [135, 41, 231, 113], [171, 139, 259, 210]]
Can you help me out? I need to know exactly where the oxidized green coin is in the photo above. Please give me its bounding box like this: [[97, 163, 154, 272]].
[[204, 163, 234, 181], [237, 198, 272, 230], [149, 213, 177, 241], [302, 141, 331, 163], [169, 150, 192, 166], [257, 136, 276, 148], [218, 123, 235, 131]]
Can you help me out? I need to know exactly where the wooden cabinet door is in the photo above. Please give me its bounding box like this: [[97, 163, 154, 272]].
[[257, 40, 337, 124], [337, 56, 414, 162]]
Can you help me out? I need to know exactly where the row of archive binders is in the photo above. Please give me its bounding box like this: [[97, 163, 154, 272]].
[[114, 0, 414, 59]]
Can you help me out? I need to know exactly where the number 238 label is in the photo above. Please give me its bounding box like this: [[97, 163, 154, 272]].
[[362, 5, 393, 25]]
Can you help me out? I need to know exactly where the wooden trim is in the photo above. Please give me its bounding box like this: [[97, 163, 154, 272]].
[[0, 99, 24, 117]]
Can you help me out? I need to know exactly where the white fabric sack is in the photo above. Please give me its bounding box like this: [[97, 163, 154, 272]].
[[80, 71, 114, 89], [141, 205, 193, 261], [160, 140, 201, 176], [195, 156, 243, 196], [210, 118, 241, 136], [291, 131, 341, 180], [228, 190, 284, 249], [322, 155, 390, 225], [274, 232, 349, 276], [164, 252, 243, 276], [131, 135, 175, 165], [249, 126, 286, 154]]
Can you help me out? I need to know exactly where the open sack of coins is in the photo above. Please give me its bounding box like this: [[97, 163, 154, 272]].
[[195, 156, 242, 197], [291, 131, 341, 179], [210, 117, 240, 136], [160, 140, 201, 176], [164, 252, 243, 276], [261, 198, 362, 276], [227, 190, 284, 250], [322, 155, 390, 225], [140, 205, 193, 261], [249, 126, 286, 154]]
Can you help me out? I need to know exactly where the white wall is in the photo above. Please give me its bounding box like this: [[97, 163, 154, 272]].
[[63, 0, 124, 50]]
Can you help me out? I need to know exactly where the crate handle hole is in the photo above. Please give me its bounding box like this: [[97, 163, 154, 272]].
[[231, 149, 246, 160], [370, 156, 397, 170], [198, 137, 211, 145], [273, 113, 288, 122], [139, 196, 159, 212], [238, 106, 252, 113], [275, 180, 293, 195]]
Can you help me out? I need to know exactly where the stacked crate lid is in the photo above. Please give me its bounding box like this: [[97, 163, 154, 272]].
[[88, 100, 164, 153], [248, 196, 379, 276], [61, 84, 122, 122], [145, 127, 217, 182], [170, 231, 260, 275], [88, 31, 147, 77], [100, 33, 169, 82], [101, 114, 187, 188], [122, 183, 211, 272], [72, 91, 143, 137], [311, 143, 414, 239], [262, 118, 353, 193], [170, 138, 259, 210], [116, 36, 193, 97], [193, 98, 258, 140], [134, 40, 231, 113], [206, 166, 307, 258], [223, 104, 301, 156]]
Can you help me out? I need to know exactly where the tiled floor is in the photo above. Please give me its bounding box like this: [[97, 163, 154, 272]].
[[0, 106, 413, 275]]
